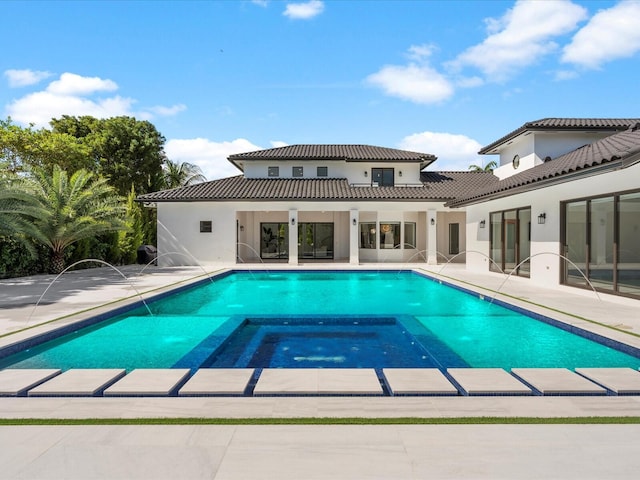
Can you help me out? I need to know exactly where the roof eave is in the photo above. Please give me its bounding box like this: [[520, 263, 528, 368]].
[[446, 158, 632, 208]]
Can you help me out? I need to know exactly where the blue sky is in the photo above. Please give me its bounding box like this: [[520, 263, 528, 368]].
[[2, 0, 640, 180]]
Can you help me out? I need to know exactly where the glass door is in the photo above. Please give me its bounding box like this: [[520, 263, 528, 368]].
[[489, 207, 531, 276], [298, 223, 334, 259]]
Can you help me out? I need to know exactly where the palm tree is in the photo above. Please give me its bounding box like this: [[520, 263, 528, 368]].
[[0, 175, 43, 256], [468, 160, 498, 172], [27, 166, 127, 273], [162, 159, 206, 189]]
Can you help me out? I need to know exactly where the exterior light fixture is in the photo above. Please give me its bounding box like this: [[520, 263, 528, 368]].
[[538, 213, 546, 224], [239, 225, 244, 232], [398, 171, 403, 177], [291, 218, 296, 226], [352, 218, 357, 226], [479, 220, 485, 228], [364, 171, 368, 177], [430, 218, 435, 226]]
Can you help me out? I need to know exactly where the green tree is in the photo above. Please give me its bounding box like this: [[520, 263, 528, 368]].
[[50, 115, 167, 196], [0, 118, 91, 174], [117, 186, 145, 264], [26, 166, 127, 273], [162, 159, 206, 189], [468, 160, 497, 172], [0, 168, 43, 256]]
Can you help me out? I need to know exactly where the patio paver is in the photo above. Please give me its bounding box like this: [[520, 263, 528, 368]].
[[511, 368, 606, 395], [447, 368, 532, 395], [0, 369, 61, 396], [103, 369, 190, 396], [28, 369, 125, 396], [253, 368, 383, 395], [575, 368, 640, 394], [178, 368, 254, 395], [382, 368, 459, 395]]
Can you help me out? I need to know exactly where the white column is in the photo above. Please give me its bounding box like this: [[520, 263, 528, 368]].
[[350, 209, 359, 264], [288, 210, 298, 265], [427, 209, 437, 265]]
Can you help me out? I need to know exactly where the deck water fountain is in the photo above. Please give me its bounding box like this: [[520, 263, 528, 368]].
[[26, 259, 153, 326]]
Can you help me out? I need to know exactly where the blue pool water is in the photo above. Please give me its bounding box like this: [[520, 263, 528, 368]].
[[1, 270, 639, 371]]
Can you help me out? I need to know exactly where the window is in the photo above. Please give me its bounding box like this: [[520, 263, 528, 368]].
[[489, 207, 531, 276], [317, 166, 328, 177], [562, 190, 640, 298], [380, 222, 400, 249], [359, 223, 377, 249], [449, 223, 459, 255], [260, 222, 288, 259], [199, 221, 212, 233], [268, 166, 279, 177], [404, 222, 416, 249], [292, 166, 303, 177], [371, 168, 394, 187], [298, 223, 334, 259]]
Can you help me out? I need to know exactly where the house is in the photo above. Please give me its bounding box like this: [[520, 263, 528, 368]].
[[449, 118, 640, 300], [138, 118, 640, 300]]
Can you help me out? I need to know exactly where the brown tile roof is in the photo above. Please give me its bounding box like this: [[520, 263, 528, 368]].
[[137, 171, 498, 203], [479, 118, 640, 154], [228, 144, 437, 170], [448, 125, 640, 207]]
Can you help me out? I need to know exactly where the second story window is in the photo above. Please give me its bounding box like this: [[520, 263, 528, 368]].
[[317, 166, 328, 177], [293, 166, 303, 177], [268, 166, 279, 177], [371, 168, 394, 187]]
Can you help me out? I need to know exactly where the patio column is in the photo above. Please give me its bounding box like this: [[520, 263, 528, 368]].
[[427, 209, 437, 265], [288, 209, 298, 265], [350, 209, 359, 264]]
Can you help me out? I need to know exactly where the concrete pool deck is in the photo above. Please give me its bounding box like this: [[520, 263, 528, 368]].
[[1, 263, 640, 479]]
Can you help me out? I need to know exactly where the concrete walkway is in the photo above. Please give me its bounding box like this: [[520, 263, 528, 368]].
[[1, 263, 640, 478], [2, 423, 639, 479]]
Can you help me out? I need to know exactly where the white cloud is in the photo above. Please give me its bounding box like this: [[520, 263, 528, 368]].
[[399, 131, 484, 171], [252, 0, 268, 7], [554, 69, 579, 81], [46, 72, 118, 95], [562, 1, 640, 69], [283, 0, 324, 20], [6, 91, 135, 127], [450, 0, 587, 82], [4, 69, 52, 87], [366, 45, 454, 104], [164, 138, 263, 181], [455, 76, 484, 88], [4, 72, 185, 128], [148, 104, 187, 116]]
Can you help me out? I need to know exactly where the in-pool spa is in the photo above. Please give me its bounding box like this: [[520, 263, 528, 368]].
[[1, 271, 639, 372]]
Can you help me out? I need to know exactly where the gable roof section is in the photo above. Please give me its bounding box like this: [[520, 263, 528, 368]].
[[137, 171, 497, 203], [228, 144, 437, 170], [448, 125, 640, 207], [479, 118, 640, 154]]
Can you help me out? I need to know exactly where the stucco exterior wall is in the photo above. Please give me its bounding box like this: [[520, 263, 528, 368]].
[[465, 162, 640, 287], [242, 160, 423, 185], [156, 200, 448, 266]]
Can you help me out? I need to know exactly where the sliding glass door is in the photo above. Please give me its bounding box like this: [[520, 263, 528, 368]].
[[563, 191, 640, 298], [298, 223, 334, 259], [489, 207, 531, 276]]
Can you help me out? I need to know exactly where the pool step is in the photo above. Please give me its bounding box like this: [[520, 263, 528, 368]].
[[1, 367, 639, 397]]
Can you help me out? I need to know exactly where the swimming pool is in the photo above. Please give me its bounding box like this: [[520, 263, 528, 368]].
[[1, 270, 639, 371]]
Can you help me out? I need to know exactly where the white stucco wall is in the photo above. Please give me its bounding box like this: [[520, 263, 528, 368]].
[[242, 160, 423, 185], [156, 199, 448, 266], [465, 162, 640, 287], [494, 132, 617, 180]]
